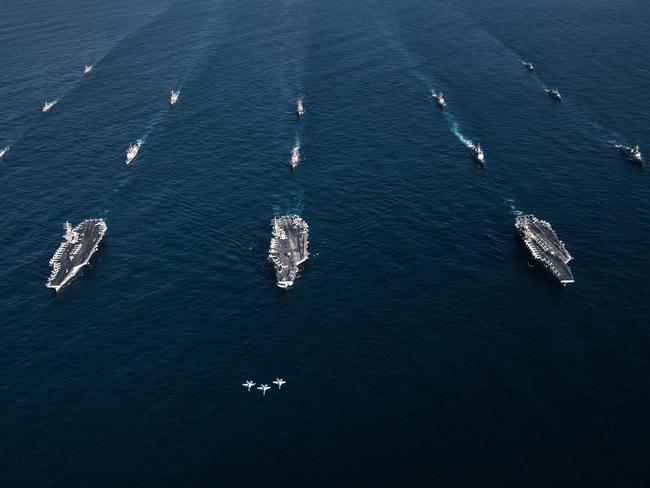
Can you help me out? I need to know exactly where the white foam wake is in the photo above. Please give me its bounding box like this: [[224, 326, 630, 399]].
[[504, 198, 523, 216], [450, 119, 474, 148]]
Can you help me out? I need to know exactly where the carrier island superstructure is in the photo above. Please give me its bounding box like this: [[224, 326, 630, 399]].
[[515, 215, 574, 285], [46, 219, 107, 291], [268, 215, 309, 288]]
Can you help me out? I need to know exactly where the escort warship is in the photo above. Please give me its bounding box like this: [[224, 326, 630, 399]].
[[290, 145, 300, 169], [125, 141, 142, 165], [618, 144, 644, 164], [546, 88, 562, 101], [170, 89, 180, 106], [472, 143, 485, 164], [432, 91, 446, 108], [42, 100, 57, 112]]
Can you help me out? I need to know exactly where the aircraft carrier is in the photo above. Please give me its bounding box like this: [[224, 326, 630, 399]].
[[268, 215, 309, 288], [515, 215, 574, 285], [46, 219, 107, 291]]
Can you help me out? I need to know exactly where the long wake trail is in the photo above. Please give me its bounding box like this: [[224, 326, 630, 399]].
[[368, 9, 482, 154], [446, 112, 474, 148], [479, 27, 629, 147]]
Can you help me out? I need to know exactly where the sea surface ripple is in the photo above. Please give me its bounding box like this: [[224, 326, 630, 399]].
[[1, 0, 649, 486]]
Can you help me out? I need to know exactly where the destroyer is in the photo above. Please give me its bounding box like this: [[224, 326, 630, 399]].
[[42, 100, 57, 112], [296, 98, 304, 116], [546, 88, 561, 101], [46, 219, 107, 292], [125, 140, 142, 165], [268, 215, 309, 288], [472, 143, 485, 164], [432, 91, 446, 109], [522, 61, 534, 71], [290, 145, 300, 169], [0, 146, 8, 160], [170, 89, 180, 106], [617, 144, 644, 164], [84, 64, 93, 75], [515, 215, 574, 285]]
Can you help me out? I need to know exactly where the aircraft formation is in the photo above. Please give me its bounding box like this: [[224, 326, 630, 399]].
[[242, 378, 286, 396]]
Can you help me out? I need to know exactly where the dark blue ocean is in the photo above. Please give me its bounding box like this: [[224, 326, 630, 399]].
[[1, 0, 649, 485]]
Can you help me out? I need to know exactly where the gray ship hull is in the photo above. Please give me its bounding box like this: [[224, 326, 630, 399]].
[[515, 215, 574, 285], [268, 215, 309, 288], [618, 145, 644, 164], [46, 219, 107, 291]]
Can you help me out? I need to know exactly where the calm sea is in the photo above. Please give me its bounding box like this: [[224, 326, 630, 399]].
[[1, 0, 649, 485]]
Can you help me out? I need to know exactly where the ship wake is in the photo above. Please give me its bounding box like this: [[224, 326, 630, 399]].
[[504, 198, 523, 216], [448, 117, 474, 148]]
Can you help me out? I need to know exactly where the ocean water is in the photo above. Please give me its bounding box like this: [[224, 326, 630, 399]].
[[1, 0, 649, 485]]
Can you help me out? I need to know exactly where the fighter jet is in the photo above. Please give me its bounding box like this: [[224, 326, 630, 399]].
[[273, 378, 286, 389], [257, 384, 271, 395], [242, 380, 256, 391]]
